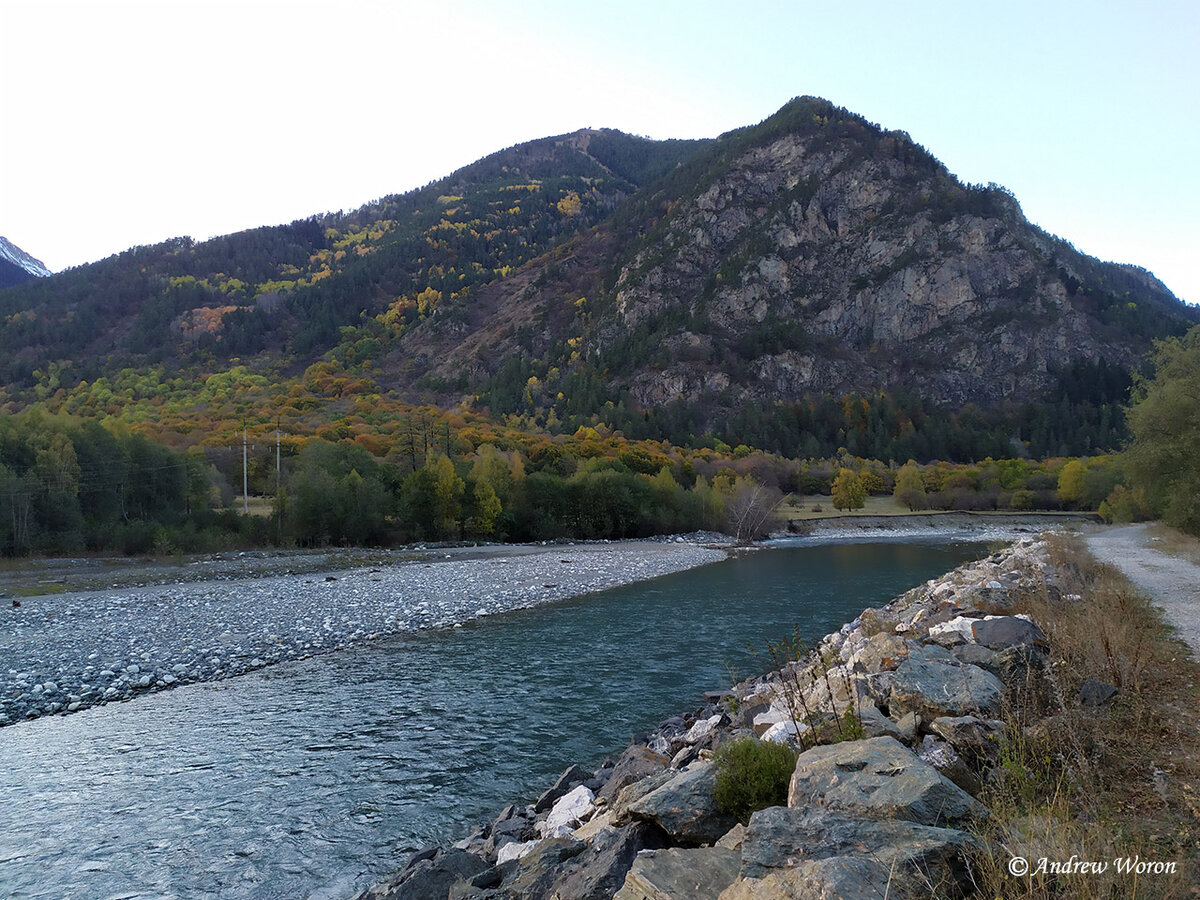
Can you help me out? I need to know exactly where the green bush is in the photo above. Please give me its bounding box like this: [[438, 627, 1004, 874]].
[[713, 737, 799, 824]]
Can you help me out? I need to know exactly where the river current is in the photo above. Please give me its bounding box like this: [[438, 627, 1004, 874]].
[[0, 537, 989, 899]]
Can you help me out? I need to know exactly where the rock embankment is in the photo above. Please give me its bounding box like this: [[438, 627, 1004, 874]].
[[359, 536, 1077, 899], [0, 541, 725, 727]]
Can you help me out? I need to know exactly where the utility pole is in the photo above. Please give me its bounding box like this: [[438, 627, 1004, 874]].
[[276, 419, 282, 544], [243, 423, 249, 515]]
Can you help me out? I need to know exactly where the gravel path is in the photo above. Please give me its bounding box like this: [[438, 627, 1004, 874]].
[[1084, 524, 1200, 655], [0, 539, 726, 726]]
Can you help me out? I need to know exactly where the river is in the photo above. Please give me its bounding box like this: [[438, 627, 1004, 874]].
[[0, 537, 989, 899]]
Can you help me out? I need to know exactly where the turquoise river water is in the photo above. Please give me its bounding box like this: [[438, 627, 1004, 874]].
[[0, 537, 990, 899]]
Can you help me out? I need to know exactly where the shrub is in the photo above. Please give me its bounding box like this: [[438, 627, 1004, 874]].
[[713, 737, 799, 824]]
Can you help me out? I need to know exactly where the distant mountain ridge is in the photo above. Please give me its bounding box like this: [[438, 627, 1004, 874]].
[[0, 236, 51, 289], [0, 98, 1195, 458]]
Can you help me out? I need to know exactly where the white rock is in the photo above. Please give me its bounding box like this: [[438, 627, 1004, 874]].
[[683, 714, 722, 743], [497, 839, 540, 865], [762, 720, 809, 743], [752, 702, 792, 732], [544, 785, 595, 833], [928, 616, 979, 643]]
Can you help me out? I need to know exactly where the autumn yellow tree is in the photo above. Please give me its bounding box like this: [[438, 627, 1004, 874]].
[[832, 468, 866, 511]]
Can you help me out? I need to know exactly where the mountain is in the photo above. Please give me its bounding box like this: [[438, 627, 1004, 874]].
[[0, 236, 51, 289], [0, 98, 1195, 459], [0, 128, 709, 385], [390, 99, 1194, 418]]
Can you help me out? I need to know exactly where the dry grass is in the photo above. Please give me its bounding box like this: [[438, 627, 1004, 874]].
[[1145, 523, 1200, 567], [969, 536, 1200, 899], [779, 494, 935, 520]]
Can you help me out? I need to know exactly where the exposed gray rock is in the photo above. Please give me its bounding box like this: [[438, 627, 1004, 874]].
[[534, 824, 664, 900], [857, 608, 899, 637], [628, 763, 738, 846], [951, 643, 998, 669], [490, 836, 587, 897], [719, 857, 913, 900], [970, 615, 1046, 649], [1079, 678, 1119, 708], [787, 736, 983, 826], [889, 655, 1004, 720], [847, 632, 910, 673], [928, 715, 1006, 766], [615, 847, 741, 899], [597, 746, 672, 804], [610, 770, 678, 824], [356, 847, 489, 900], [918, 735, 983, 796], [543, 785, 596, 837], [739, 806, 978, 889], [856, 703, 904, 741]]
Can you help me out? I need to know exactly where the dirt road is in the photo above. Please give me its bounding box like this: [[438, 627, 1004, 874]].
[[1084, 524, 1200, 656]]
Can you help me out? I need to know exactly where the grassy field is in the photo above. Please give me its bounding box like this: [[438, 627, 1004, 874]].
[[776, 494, 1091, 522]]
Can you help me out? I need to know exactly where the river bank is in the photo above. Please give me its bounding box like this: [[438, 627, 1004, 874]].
[[0, 537, 727, 726], [357, 524, 1197, 899], [0, 516, 1083, 728]]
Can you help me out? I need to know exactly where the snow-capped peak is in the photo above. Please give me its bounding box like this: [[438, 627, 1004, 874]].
[[0, 236, 52, 278]]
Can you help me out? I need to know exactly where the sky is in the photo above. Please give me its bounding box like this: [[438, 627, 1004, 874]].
[[3, 0, 1198, 303]]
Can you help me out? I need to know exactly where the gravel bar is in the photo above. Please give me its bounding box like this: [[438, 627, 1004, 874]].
[[0, 539, 726, 727]]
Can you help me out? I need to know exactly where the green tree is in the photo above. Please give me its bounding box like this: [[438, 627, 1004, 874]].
[[429, 454, 464, 539], [1125, 326, 1200, 534], [831, 468, 866, 511], [466, 479, 502, 537]]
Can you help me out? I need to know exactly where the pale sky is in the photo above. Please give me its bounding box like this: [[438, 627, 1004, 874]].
[[3, 0, 1197, 303]]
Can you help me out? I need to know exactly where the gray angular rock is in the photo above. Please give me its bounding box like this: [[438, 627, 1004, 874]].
[[889, 655, 1004, 720], [356, 847, 489, 900], [537, 823, 665, 900], [787, 736, 984, 826], [597, 746, 672, 804], [928, 715, 1006, 766], [610, 770, 678, 825], [951, 642, 998, 669], [719, 857, 913, 900], [970, 616, 1046, 649], [615, 846, 741, 899], [1079, 678, 1119, 708], [739, 806, 978, 888], [627, 763, 739, 846], [918, 735, 983, 796]]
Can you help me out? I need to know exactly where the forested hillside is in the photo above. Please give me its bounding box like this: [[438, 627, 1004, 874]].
[[0, 97, 1196, 555]]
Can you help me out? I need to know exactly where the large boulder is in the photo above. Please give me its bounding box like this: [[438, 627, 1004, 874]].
[[787, 736, 983, 826], [615, 847, 741, 899], [627, 763, 739, 846], [719, 857, 917, 900], [738, 806, 978, 891], [928, 715, 1006, 766], [597, 746, 672, 804], [847, 632, 911, 673], [518, 824, 664, 900], [889, 654, 1004, 720], [355, 847, 489, 900], [970, 615, 1046, 649]]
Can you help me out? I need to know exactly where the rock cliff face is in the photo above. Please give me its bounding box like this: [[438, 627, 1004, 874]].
[[605, 102, 1182, 407], [401, 98, 1194, 417]]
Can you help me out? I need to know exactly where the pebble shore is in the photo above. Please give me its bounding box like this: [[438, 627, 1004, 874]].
[[0, 538, 727, 726]]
